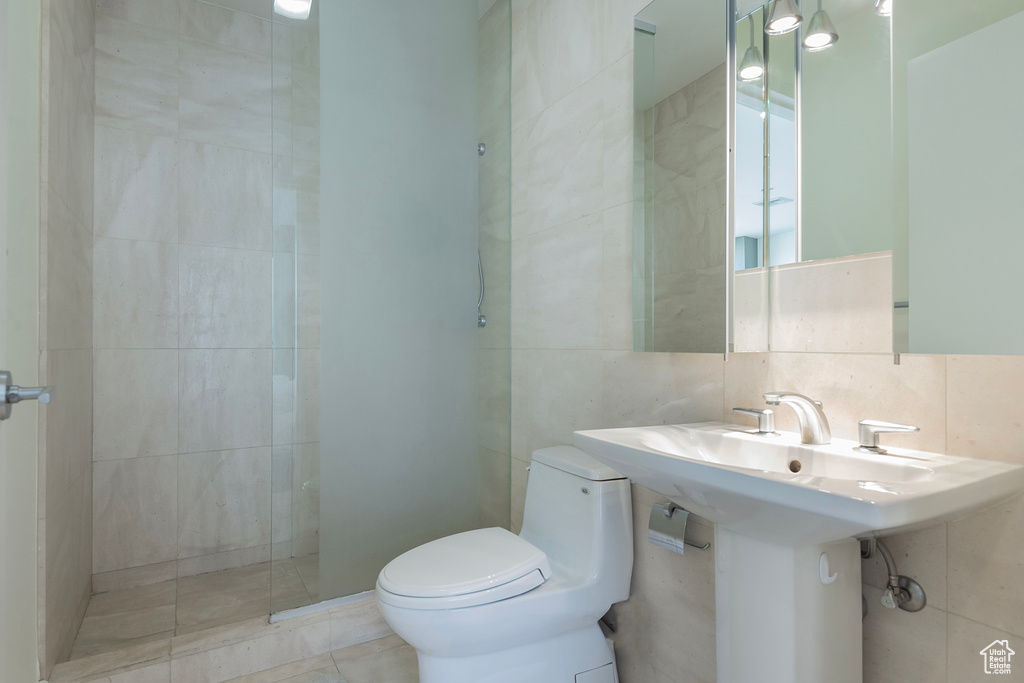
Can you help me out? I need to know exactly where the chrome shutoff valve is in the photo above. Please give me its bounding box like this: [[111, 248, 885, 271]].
[[881, 585, 907, 610]]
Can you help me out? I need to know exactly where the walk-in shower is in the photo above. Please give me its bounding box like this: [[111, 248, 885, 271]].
[[42, 0, 511, 675]]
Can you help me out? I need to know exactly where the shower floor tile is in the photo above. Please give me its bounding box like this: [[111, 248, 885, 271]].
[[272, 557, 313, 613], [293, 552, 320, 601], [69, 580, 176, 659], [67, 557, 320, 661], [175, 562, 273, 635]]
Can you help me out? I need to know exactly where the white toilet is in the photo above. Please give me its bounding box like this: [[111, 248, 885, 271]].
[[375, 446, 633, 683]]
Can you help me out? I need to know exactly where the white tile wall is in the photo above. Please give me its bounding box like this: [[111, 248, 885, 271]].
[[91, 1, 320, 592], [177, 448, 272, 559], [177, 141, 272, 251], [178, 349, 272, 453], [95, 16, 179, 137], [96, 0, 179, 33], [178, 245, 272, 348], [45, 187, 94, 350], [40, 0, 96, 674], [178, 37, 272, 153], [93, 456, 179, 574], [770, 252, 893, 353], [94, 126, 178, 243], [94, 238, 178, 349], [93, 350, 178, 461], [178, 0, 273, 55]]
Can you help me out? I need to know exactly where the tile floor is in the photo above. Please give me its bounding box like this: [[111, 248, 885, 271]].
[[69, 555, 321, 661], [222, 635, 418, 683]]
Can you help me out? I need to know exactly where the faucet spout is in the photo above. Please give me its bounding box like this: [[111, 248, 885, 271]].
[[763, 392, 831, 445]]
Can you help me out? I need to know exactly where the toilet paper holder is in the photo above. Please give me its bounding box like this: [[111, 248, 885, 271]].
[[649, 501, 711, 552]]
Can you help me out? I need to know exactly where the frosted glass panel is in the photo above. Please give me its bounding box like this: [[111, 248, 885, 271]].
[[311, 0, 505, 600], [905, 9, 1024, 354], [892, 0, 1024, 353]]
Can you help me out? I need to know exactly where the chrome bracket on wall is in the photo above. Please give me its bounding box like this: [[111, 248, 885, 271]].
[[477, 250, 487, 328]]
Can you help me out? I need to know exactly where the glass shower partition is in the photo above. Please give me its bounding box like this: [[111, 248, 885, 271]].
[[269, 2, 324, 612], [270, 0, 512, 612]]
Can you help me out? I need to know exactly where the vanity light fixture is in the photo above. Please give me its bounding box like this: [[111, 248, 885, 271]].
[[739, 14, 765, 81], [803, 0, 839, 51], [765, 0, 803, 35], [739, 45, 766, 81], [875, 0, 892, 17], [274, 0, 312, 20]]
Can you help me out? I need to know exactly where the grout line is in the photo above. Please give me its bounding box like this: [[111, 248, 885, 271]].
[[174, 31, 183, 642], [173, 442, 181, 634], [944, 606, 950, 682], [94, 232, 282, 255], [947, 610, 1024, 642], [510, 199, 633, 244], [943, 355, 949, 454], [95, 347, 284, 352]]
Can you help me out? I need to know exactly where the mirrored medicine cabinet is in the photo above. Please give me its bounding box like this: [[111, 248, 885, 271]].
[[634, 0, 1024, 356]]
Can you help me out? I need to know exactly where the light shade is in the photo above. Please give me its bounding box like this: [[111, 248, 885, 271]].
[[274, 0, 312, 20], [875, 0, 892, 17], [738, 46, 765, 81], [765, 0, 803, 35], [802, 9, 839, 51]]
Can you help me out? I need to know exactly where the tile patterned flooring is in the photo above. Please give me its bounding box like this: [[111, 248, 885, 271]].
[[69, 555, 321, 661], [222, 635, 418, 683]]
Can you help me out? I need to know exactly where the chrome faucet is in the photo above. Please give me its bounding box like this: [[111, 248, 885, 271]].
[[763, 392, 831, 445]]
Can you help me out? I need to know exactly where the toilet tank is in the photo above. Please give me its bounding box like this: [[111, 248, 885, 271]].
[[519, 446, 632, 603]]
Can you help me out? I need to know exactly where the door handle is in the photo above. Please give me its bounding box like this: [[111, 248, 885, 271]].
[[1, 370, 56, 421]]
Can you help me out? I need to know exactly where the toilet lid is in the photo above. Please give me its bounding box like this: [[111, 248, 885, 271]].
[[377, 528, 551, 601]]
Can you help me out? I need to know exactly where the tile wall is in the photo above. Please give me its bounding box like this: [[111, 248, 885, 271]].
[[508, 1, 1024, 682], [89, 0, 320, 600], [38, 0, 96, 675]]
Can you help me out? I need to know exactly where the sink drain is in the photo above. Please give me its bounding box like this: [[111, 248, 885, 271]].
[[789, 460, 802, 473]]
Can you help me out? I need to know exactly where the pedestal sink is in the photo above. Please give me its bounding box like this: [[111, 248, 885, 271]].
[[573, 422, 1024, 683]]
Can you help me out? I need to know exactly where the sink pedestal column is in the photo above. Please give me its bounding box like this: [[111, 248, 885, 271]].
[[714, 528, 862, 683]]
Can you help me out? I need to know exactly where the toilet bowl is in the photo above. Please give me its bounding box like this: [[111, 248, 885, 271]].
[[375, 446, 633, 683]]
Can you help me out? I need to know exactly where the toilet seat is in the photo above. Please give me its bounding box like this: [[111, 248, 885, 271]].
[[376, 528, 551, 610]]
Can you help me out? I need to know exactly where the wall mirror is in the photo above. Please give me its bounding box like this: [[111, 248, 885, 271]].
[[632, 0, 733, 353], [893, 0, 1024, 355], [635, 0, 1024, 356], [633, 0, 894, 354]]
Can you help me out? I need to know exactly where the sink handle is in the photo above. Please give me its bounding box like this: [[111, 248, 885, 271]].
[[733, 408, 775, 434], [858, 420, 920, 453]]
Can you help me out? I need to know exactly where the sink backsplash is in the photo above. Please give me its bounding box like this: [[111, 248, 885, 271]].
[[735, 251, 893, 354]]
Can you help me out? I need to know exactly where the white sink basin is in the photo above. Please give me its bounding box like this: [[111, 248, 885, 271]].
[[574, 420, 1024, 683], [574, 421, 1024, 546]]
